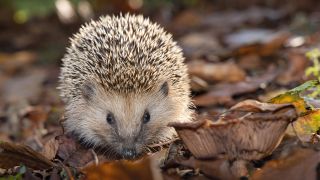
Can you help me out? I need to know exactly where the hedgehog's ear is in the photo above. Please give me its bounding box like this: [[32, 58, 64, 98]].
[[81, 81, 96, 101], [160, 81, 169, 96]]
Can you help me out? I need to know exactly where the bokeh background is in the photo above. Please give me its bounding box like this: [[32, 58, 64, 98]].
[[0, 0, 320, 160]]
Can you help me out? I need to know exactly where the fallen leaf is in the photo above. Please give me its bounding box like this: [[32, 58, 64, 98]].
[[251, 148, 320, 180], [258, 88, 288, 102], [189, 76, 209, 92], [201, 7, 285, 30], [0, 51, 37, 74], [0, 141, 55, 170], [56, 135, 96, 168], [179, 32, 223, 59], [0, 101, 30, 140], [49, 167, 61, 180], [175, 157, 236, 180], [188, 61, 246, 83], [229, 30, 289, 56], [277, 51, 309, 85], [238, 54, 262, 70], [0, 68, 47, 102], [22, 105, 49, 124], [194, 67, 277, 106], [56, 135, 77, 161], [287, 80, 319, 92], [225, 29, 276, 48], [170, 10, 201, 33], [269, 80, 319, 114], [292, 109, 320, 137], [269, 80, 320, 137], [40, 137, 59, 160], [83, 158, 154, 180]]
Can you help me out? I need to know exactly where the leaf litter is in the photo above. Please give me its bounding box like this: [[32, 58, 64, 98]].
[[1, 1, 320, 180]]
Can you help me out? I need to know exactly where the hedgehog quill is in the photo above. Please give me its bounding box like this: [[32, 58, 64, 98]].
[[59, 14, 193, 159]]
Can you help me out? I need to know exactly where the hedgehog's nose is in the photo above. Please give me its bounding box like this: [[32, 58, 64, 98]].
[[122, 148, 137, 159]]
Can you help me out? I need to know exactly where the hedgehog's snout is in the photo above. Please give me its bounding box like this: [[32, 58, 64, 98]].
[[120, 142, 140, 159], [121, 148, 137, 159], [117, 135, 141, 159]]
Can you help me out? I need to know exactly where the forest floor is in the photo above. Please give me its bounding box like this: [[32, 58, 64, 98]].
[[0, 1, 320, 179]]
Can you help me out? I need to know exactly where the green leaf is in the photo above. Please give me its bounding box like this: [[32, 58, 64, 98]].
[[269, 92, 308, 114], [288, 80, 319, 93], [306, 48, 320, 60], [305, 67, 316, 77], [269, 80, 319, 114], [270, 80, 320, 135], [295, 110, 320, 134]]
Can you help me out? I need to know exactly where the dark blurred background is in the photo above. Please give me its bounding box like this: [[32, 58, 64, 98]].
[[0, 1, 320, 178], [1, 0, 320, 60], [0, 0, 318, 66]]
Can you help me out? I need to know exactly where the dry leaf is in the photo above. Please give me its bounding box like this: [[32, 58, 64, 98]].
[[228, 30, 289, 56], [1, 69, 47, 102], [290, 110, 320, 138], [22, 105, 49, 124], [194, 67, 277, 106], [40, 137, 59, 160], [188, 61, 246, 83], [178, 32, 223, 59], [252, 148, 320, 180], [0, 141, 55, 170], [189, 76, 209, 92], [175, 157, 236, 180], [0, 51, 37, 74], [225, 29, 276, 48], [238, 54, 262, 70], [83, 158, 154, 180], [269, 80, 320, 137], [56, 135, 96, 168], [170, 10, 201, 33], [201, 7, 285, 31], [269, 80, 319, 114], [277, 51, 309, 85]]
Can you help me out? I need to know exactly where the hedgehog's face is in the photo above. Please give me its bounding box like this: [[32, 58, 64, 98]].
[[66, 81, 183, 159]]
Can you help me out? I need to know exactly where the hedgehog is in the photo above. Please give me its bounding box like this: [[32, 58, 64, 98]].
[[58, 14, 192, 159]]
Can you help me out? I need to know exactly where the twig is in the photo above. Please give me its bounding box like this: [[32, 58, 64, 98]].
[[148, 137, 179, 148], [57, 160, 75, 180]]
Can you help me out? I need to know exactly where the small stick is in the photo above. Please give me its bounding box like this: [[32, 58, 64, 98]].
[[148, 137, 179, 148]]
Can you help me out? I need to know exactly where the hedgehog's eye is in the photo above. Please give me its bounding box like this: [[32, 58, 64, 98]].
[[142, 111, 150, 124], [106, 113, 115, 125]]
